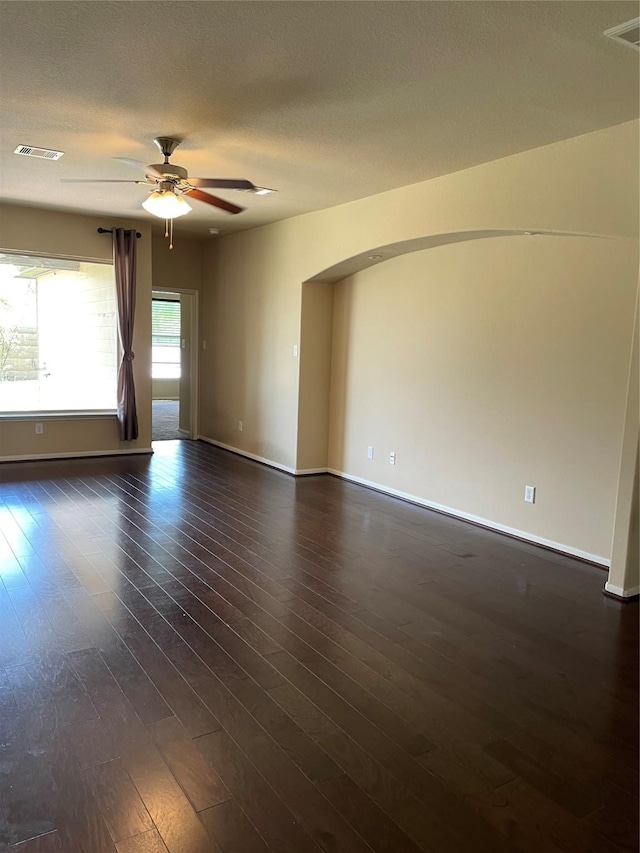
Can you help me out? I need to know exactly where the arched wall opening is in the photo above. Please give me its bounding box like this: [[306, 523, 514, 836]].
[[198, 122, 638, 590], [296, 230, 638, 568]]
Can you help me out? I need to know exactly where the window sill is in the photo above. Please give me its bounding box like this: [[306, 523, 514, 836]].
[[0, 411, 117, 421]]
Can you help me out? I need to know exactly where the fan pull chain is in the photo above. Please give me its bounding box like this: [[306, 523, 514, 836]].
[[163, 218, 175, 250]]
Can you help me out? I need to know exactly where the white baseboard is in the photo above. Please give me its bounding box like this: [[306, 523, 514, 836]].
[[191, 441, 611, 567], [604, 582, 640, 599], [177, 428, 191, 438], [0, 447, 154, 464], [327, 468, 610, 567], [198, 436, 297, 475], [194, 439, 327, 476]]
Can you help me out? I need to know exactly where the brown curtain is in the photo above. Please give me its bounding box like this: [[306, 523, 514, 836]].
[[113, 228, 139, 441]]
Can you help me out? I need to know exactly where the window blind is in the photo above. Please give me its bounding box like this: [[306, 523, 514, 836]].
[[152, 299, 180, 347]]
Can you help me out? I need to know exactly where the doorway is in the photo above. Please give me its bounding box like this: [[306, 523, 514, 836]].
[[151, 289, 198, 441]]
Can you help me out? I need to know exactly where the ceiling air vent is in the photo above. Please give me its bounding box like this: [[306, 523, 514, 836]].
[[603, 18, 640, 51], [13, 144, 64, 160]]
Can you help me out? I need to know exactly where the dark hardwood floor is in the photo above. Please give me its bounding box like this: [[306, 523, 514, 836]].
[[0, 440, 637, 852]]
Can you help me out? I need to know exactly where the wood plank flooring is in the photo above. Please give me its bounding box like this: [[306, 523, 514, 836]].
[[0, 440, 637, 852]]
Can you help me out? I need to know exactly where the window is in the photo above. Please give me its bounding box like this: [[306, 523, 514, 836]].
[[0, 253, 118, 413], [152, 297, 181, 379]]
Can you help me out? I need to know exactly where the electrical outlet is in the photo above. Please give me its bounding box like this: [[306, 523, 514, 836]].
[[293, 344, 298, 357], [238, 420, 243, 432], [389, 451, 396, 465], [367, 446, 374, 460], [202, 340, 207, 350], [524, 485, 535, 504], [35, 423, 43, 435]]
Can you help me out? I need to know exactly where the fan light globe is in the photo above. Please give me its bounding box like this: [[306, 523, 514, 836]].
[[142, 190, 192, 219]]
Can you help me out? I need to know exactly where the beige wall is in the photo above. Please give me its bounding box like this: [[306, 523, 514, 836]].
[[0, 203, 153, 458], [328, 236, 638, 563], [151, 233, 202, 293], [201, 227, 304, 468], [625, 454, 639, 586], [152, 378, 179, 400], [296, 282, 334, 470], [608, 286, 639, 593], [200, 120, 638, 561], [201, 122, 638, 466]]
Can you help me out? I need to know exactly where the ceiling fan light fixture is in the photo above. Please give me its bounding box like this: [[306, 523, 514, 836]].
[[142, 189, 192, 219]]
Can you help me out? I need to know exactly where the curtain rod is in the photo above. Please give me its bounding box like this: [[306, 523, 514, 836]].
[[97, 228, 142, 238]]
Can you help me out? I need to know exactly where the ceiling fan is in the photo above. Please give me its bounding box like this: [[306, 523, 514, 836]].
[[63, 136, 257, 217]]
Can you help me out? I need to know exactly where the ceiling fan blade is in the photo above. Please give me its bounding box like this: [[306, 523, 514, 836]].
[[61, 178, 148, 183], [183, 187, 245, 214], [187, 178, 256, 191], [114, 157, 163, 179]]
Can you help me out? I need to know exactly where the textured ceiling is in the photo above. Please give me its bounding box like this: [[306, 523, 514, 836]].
[[0, 1, 638, 236]]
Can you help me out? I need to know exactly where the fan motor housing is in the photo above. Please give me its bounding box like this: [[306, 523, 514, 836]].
[[149, 163, 188, 181]]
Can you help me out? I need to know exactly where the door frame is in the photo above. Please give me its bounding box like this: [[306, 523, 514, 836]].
[[151, 286, 199, 440]]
